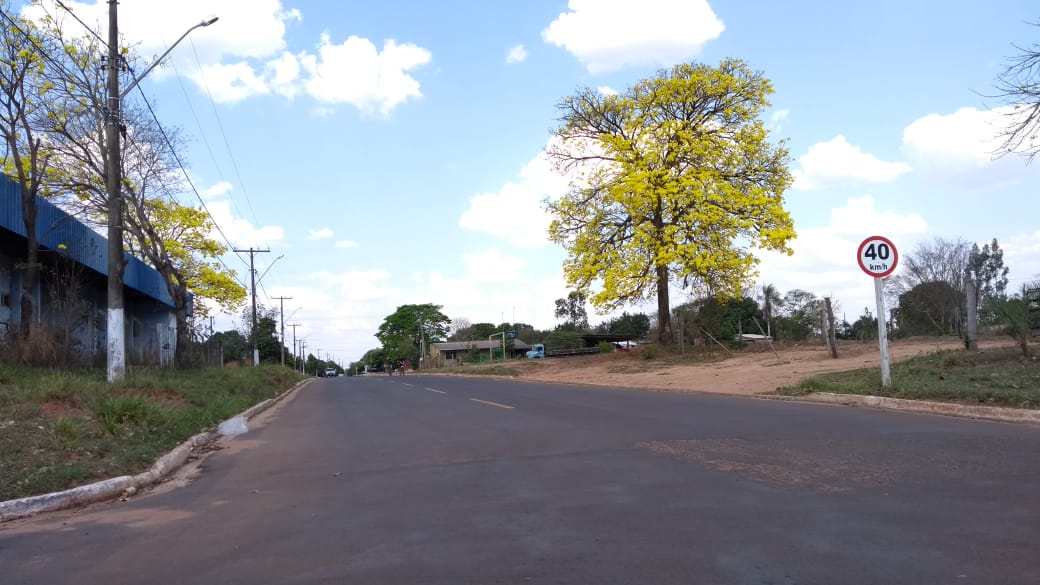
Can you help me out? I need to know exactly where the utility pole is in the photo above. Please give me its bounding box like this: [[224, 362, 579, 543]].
[[104, 0, 125, 382], [273, 296, 292, 366], [234, 247, 269, 366], [299, 340, 306, 373], [314, 348, 323, 376], [288, 323, 300, 370], [103, 6, 217, 382]]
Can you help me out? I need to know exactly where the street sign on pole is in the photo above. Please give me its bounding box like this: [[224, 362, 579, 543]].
[[857, 236, 899, 387]]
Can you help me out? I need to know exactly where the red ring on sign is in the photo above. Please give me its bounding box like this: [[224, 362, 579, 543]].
[[857, 235, 899, 278]]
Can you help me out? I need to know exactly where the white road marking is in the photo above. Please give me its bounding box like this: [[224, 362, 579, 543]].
[[426, 387, 446, 394], [402, 383, 414, 387], [469, 398, 515, 410]]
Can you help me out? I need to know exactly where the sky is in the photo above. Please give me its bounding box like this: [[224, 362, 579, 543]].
[[20, 0, 1040, 366]]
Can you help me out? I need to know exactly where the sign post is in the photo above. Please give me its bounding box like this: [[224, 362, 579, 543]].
[[857, 236, 899, 387]]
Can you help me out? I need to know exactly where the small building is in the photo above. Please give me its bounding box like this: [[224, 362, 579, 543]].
[[431, 339, 532, 364], [0, 175, 179, 366]]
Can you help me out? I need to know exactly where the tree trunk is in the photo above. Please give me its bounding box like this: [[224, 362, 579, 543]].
[[174, 288, 191, 367], [656, 264, 671, 344], [19, 199, 38, 337]]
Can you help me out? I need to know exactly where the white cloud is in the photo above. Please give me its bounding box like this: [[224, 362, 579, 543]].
[[204, 199, 285, 249], [793, 135, 912, 190], [506, 44, 528, 64], [201, 180, 233, 199], [1003, 231, 1040, 289], [307, 228, 333, 240], [901, 106, 1039, 188], [459, 148, 570, 248], [769, 109, 790, 132], [335, 240, 358, 249], [461, 249, 528, 284], [26, 1, 431, 114], [597, 86, 618, 96], [755, 196, 928, 317], [300, 35, 431, 114], [542, 0, 724, 73]]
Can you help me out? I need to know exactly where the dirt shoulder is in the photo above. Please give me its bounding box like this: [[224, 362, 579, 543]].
[[510, 337, 1009, 396]]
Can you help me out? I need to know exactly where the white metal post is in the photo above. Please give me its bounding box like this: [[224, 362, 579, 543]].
[[874, 277, 891, 387]]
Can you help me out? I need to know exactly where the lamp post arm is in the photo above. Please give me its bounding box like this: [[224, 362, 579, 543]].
[[120, 17, 218, 100]]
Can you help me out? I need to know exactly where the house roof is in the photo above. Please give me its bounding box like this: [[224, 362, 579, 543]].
[[432, 340, 532, 351], [0, 175, 174, 308]]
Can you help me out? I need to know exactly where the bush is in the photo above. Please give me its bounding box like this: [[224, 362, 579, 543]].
[[641, 345, 657, 361], [597, 341, 615, 353]]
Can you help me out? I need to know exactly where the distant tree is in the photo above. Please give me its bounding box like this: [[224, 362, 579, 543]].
[[542, 329, 585, 350], [772, 289, 820, 341], [757, 283, 783, 338], [895, 281, 964, 336], [596, 312, 651, 338], [851, 307, 878, 341], [992, 20, 1040, 161], [966, 238, 1010, 325], [546, 59, 795, 344], [212, 330, 247, 364], [449, 317, 471, 339], [994, 280, 1040, 356], [554, 291, 589, 330], [376, 303, 450, 362]]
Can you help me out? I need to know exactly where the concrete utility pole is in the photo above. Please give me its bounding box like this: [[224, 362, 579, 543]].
[[288, 323, 300, 369], [274, 296, 292, 366], [234, 247, 269, 366], [103, 6, 217, 381], [299, 340, 307, 373]]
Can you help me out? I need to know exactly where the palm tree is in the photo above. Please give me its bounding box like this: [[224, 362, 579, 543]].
[[758, 283, 783, 338]]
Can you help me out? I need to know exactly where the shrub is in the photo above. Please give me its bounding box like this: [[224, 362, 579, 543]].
[[597, 341, 615, 353], [641, 345, 657, 361]]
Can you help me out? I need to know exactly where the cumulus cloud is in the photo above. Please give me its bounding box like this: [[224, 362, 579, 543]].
[[901, 106, 1039, 188], [506, 44, 528, 64], [542, 0, 724, 73], [754, 195, 927, 316], [26, 1, 431, 114], [597, 86, 618, 96], [793, 135, 912, 190], [307, 228, 333, 240], [770, 109, 790, 132], [459, 148, 570, 248]]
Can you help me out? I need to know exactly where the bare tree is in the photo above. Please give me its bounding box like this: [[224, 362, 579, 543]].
[[993, 20, 1040, 161]]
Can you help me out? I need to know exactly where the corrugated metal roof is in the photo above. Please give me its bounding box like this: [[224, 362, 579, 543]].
[[0, 175, 174, 307], [432, 340, 532, 351]]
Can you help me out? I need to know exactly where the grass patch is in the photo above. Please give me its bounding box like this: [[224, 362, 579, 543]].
[[0, 364, 304, 501], [453, 365, 519, 377], [774, 346, 1040, 408]]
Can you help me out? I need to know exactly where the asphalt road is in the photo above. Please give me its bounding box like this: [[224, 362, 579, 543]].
[[2, 374, 1039, 585]]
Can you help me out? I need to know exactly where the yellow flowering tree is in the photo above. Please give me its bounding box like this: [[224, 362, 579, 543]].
[[547, 58, 796, 343]]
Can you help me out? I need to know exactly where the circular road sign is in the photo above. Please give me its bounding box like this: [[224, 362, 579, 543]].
[[857, 236, 899, 278]]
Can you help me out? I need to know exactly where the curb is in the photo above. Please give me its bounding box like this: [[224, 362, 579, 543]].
[[757, 392, 1040, 424], [0, 378, 312, 523]]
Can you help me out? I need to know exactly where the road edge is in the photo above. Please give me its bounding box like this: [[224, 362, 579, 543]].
[[758, 392, 1040, 424], [0, 378, 313, 523]]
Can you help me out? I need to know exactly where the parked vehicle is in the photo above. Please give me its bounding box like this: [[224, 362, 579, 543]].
[[525, 343, 600, 359], [325, 367, 337, 377]]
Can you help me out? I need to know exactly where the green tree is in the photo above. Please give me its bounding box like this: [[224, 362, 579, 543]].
[[966, 238, 1010, 325], [376, 303, 450, 362], [596, 312, 651, 338], [757, 283, 783, 338], [995, 280, 1040, 357], [774, 289, 819, 341], [554, 291, 589, 330], [546, 58, 795, 344], [895, 281, 964, 336], [212, 329, 247, 364], [124, 198, 246, 365]]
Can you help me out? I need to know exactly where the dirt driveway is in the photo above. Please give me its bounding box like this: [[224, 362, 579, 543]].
[[513, 337, 1004, 396]]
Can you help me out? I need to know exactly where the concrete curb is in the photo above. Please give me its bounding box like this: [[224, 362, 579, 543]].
[[758, 392, 1040, 424], [0, 378, 312, 523]]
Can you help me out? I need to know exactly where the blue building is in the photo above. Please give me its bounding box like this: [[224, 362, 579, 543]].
[[0, 174, 178, 366]]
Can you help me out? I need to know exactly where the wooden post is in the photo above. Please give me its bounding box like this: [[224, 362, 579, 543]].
[[965, 278, 978, 351], [875, 278, 891, 387], [824, 297, 838, 359]]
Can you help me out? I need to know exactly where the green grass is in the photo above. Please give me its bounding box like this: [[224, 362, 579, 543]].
[[452, 365, 520, 377], [774, 346, 1040, 408], [0, 364, 304, 501]]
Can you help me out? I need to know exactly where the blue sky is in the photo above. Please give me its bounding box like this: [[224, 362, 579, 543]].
[[25, 0, 1040, 365]]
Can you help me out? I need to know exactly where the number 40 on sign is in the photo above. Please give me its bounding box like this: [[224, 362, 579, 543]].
[[857, 236, 898, 278]]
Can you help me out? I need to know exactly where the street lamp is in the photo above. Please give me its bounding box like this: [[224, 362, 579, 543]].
[[105, 10, 218, 382]]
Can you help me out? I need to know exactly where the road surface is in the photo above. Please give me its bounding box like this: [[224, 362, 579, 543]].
[[2, 374, 1039, 584]]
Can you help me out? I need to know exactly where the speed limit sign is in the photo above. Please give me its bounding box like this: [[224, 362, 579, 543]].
[[857, 236, 898, 278]]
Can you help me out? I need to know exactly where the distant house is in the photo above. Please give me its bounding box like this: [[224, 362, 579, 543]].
[[0, 175, 179, 366], [431, 340, 532, 364]]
